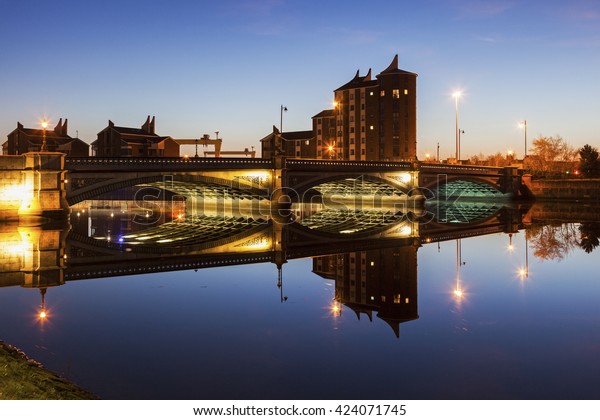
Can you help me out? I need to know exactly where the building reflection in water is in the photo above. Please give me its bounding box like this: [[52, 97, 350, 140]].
[[313, 245, 418, 338], [4, 198, 600, 336]]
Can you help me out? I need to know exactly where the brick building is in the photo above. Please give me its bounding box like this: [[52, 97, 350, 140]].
[[261, 55, 417, 161], [91, 116, 180, 157], [2, 118, 89, 156]]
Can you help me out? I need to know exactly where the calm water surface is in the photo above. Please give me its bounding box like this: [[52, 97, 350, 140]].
[[1, 202, 600, 400]]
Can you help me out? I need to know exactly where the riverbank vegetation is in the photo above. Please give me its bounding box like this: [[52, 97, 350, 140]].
[[0, 341, 96, 399]]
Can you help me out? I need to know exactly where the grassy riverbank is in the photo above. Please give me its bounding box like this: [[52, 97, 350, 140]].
[[0, 341, 96, 400]]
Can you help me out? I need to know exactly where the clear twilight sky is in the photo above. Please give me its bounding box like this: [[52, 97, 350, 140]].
[[1, 0, 599, 159]]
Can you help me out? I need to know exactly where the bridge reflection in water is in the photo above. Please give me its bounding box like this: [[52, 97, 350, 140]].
[[0, 195, 540, 337]]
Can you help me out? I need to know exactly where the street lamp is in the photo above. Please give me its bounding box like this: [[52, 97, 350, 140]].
[[519, 120, 527, 158], [327, 144, 335, 160], [41, 119, 48, 152], [280, 105, 288, 133], [452, 91, 462, 162]]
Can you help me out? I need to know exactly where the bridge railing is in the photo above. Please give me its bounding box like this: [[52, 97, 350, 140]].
[[419, 163, 505, 176], [286, 159, 414, 171], [65, 157, 273, 171]]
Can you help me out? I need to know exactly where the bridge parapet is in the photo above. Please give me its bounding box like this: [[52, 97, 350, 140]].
[[419, 163, 504, 176], [286, 158, 414, 171], [65, 157, 273, 171]]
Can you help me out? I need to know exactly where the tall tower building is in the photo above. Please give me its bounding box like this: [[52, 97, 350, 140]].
[[330, 55, 417, 161]]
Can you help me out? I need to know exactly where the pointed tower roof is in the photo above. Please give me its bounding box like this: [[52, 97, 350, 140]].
[[376, 54, 418, 77], [334, 68, 378, 91]]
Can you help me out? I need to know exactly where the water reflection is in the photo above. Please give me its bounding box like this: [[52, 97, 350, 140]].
[[4, 199, 600, 398], [5, 199, 600, 336]]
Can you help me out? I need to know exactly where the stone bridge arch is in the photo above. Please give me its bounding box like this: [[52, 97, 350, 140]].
[[66, 172, 271, 205]]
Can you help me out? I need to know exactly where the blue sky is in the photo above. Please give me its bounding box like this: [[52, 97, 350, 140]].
[[1, 0, 599, 159]]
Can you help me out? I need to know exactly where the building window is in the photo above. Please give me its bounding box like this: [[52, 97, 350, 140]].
[[369, 125, 374, 130], [317, 129, 322, 135], [369, 91, 374, 96], [350, 149, 355, 155], [350, 127, 355, 133], [361, 104, 364, 110], [350, 137, 354, 144], [350, 94, 354, 100], [404, 89, 409, 95], [393, 89, 400, 98], [394, 294, 401, 304], [317, 118, 322, 124], [361, 149, 365, 155], [296, 151, 300, 157], [350, 105, 354, 111], [350, 116, 354, 122], [380, 90, 385, 97]]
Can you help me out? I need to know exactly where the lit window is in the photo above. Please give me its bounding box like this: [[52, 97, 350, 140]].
[[381, 296, 386, 303], [369, 125, 374, 130], [380, 90, 385, 97], [370, 261, 374, 266], [369, 91, 374, 96], [405, 298, 410, 304], [404, 89, 409, 95], [394, 294, 401, 304], [392, 89, 400, 98]]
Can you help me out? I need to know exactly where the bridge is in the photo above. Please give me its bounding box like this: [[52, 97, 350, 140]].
[[0, 153, 528, 221], [0, 202, 527, 287]]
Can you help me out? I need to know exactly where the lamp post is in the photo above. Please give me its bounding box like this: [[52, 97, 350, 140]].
[[280, 105, 287, 133], [452, 91, 462, 162], [41, 119, 48, 152], [454, 239, 463, 299], [519, 120, 527, 158]]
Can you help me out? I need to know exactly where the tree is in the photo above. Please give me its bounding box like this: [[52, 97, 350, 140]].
[[578, 144, 600, 178], [579, 223, 600, 253], [525, 135, 577, 175]]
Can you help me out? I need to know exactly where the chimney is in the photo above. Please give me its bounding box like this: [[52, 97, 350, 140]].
[[54, 118, 63, 135], [62, 118, 69, 137], [149, 116, 156, 134], [108, 120, 114, 127], [141, 115, 151, 133]]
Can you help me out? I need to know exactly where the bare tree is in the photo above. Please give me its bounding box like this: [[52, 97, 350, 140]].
[[525, 135, 577, 175]]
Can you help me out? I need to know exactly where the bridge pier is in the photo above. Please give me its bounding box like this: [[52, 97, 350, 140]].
[[18, 152, 69, 224], [18, 223, 68, 289]]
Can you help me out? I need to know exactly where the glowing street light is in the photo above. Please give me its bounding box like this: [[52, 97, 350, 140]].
[[41, 119, 48, 152], [328, 144, 335, 160], [452, 91, 462, 162]]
